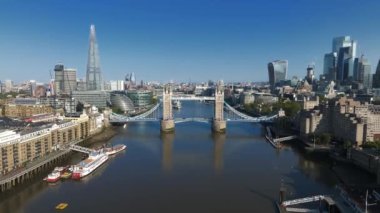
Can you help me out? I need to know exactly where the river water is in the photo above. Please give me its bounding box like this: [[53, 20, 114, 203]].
[[0, 101, 345, 212]]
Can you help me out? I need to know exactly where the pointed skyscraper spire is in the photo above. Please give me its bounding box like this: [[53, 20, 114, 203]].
[[86, 24, 103, 90]]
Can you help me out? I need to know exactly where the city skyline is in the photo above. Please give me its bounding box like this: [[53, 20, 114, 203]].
[[1, 0, 380, 83]]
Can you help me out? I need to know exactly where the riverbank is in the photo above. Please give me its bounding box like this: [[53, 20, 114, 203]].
[[269, 123, 378, 188], [0, 126, 117, 193], [84, 127, 118, 145]]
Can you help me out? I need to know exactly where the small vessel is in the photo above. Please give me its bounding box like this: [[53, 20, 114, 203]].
[[71, 151, 108, 180], [44, 170, 61, 183], [172, 100, 181, 109], [123, 124, 127, 128], [60, 171, 72, 179], [56, 203, 68, 210], [102, 144, 127, 156]]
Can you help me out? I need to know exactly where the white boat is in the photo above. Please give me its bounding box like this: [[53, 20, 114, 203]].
[[102, 144, 127, 156], [172, 100, 181, 109], [71, 151, 108, 180], [44, 170, 61, 183]]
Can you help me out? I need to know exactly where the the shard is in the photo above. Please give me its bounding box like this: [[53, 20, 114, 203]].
[[86, 24, 103, 91]]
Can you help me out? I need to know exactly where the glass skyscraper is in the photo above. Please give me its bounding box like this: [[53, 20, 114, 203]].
[[373, 60, 380, 88], [324, 36, 357, 82], [268, 60, 288, 89], [86, 25, 103, 91], [353, 56, 372, 89], [323, 52, 337, 76]]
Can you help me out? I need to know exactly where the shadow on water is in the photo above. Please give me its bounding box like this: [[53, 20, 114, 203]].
[[249, 188, 278, 211]]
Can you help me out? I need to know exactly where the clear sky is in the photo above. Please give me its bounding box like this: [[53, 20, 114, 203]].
[[1, 0, 380, 83]]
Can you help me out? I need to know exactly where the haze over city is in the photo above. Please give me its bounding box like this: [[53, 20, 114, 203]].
[[1, 0, 380, 83]]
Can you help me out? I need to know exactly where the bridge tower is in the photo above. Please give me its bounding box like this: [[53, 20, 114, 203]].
[[161, 84, 175, 132], [212, 81, 226, 133]]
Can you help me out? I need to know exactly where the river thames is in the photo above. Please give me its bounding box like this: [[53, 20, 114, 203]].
[[0, 101, 343, 212]]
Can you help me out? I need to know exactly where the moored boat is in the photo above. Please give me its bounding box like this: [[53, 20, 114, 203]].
[[102, 144, 127, 156], [44, 170, 61, 183], [72, 151, 108, 180], [172, 100, 181, 109], [60, 171, 72, 179]]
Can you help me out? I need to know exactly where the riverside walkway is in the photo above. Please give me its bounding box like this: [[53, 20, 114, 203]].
[[0, 139, 84, 191]]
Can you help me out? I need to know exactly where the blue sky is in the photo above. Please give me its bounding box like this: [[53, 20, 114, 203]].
[[1, 0, 380, 83]]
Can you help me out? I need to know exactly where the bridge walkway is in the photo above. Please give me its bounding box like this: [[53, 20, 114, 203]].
[[69, 145, 94, 154]]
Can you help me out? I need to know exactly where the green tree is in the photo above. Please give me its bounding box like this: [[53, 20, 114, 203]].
[[318, 133, 331, 145]]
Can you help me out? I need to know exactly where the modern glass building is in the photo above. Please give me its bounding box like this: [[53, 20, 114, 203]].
[[72, 90, 110, 108], [110, 92, 135, 113], [353, 56, 372, 89], [86, 25, 103, 91], [268, 60, 288, 89], [336, 47, 352, 81], [373, 60, 380, 88], [332, 36, 355, 53], [334, 36, 357, 82], [126, 90, 153, 108], [323, 52, 337, 77], [54, 64, 77, 95]]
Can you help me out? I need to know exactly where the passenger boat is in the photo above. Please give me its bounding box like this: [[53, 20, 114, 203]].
[[172, 100, 181, 109], [60, 171, 72, 179], [102, 144, 127, 156], [44, 170, 61, 183], [71, 151, 108, 180]]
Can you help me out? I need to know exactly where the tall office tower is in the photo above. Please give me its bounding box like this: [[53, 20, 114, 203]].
[[130, 72, 136, 85], [29, 80, 37, 96], [305, 65, 315, 84], [86, 24, 103, 91], [354, 55, 372, 89], [54, 64, 78, 95], [372, 60, 380, 88], [334, 36, 357, 82], [4, 80, 13, 93], [110, 80, 125, 91], [323, 52, 337, 80], [332, 36, 355, 53], [268, 60, 288, 89], [124, 74, 131, 89]]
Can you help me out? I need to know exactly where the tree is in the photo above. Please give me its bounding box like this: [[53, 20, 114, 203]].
[[281, 101, 301, 117], [318, 133, 331, 145], [343, 140, 352, 150]]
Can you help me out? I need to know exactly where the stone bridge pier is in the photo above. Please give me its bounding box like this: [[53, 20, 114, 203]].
[[212, 81, 226, 133], [161, 84, 175, 132], [160, 82, 226, 133]]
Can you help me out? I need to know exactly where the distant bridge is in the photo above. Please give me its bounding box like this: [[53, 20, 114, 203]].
[[110, 83, 281, 133], [110, 100, 278, 124]]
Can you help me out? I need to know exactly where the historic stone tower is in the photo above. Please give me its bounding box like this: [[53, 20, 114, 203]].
[[161, 84, 175, 132], [212, 81, 226, 133]]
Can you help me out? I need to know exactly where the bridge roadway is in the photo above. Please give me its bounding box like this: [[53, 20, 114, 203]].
[[171, 95, 215, 101], [109, 96, 279, 124]]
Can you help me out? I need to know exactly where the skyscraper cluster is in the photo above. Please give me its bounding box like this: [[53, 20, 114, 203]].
[[125, 72, 136, 89], [323, 36, 372, 89]]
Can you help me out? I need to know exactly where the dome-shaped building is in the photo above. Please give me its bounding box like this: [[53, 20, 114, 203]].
[[110, 93, 135, 114]]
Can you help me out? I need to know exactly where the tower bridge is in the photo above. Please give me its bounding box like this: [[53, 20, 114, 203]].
[[109, 82, 279, 133]]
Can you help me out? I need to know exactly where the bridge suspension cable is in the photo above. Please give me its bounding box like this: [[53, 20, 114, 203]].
[[110, 102, 161, 122], [224, 102, 278, 122]]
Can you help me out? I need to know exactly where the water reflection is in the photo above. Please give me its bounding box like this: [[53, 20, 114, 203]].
[[161, 133, 174, 172], [212, 133, 225, 173]]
